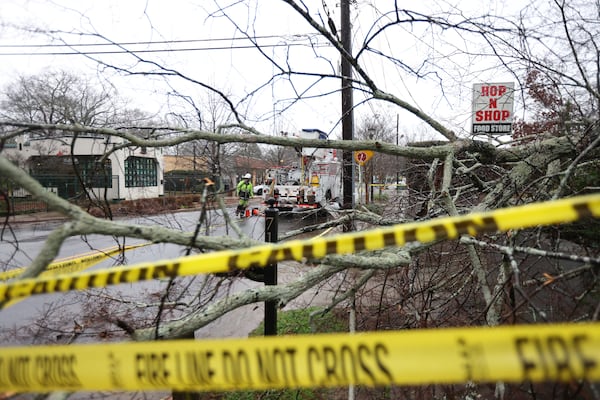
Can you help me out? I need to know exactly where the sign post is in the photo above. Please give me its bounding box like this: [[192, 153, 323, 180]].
[[354, 150, 373, 203], [472, 82, 515, 136]]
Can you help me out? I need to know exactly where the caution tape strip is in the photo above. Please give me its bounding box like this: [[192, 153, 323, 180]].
[[0, 242, 151, 282], [0, 194, 598, 303], [0, 243, 151, 309], [0, 323, 599, 392]]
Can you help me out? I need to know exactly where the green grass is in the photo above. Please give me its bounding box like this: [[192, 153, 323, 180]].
[[250, 306, 347, 336]]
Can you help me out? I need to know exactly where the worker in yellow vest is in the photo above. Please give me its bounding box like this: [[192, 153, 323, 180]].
[[235, 173, 253, 217]]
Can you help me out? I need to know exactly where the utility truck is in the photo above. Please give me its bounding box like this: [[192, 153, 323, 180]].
[[263, 129, 342, 213]]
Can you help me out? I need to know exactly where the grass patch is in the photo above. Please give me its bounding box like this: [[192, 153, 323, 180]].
[[250, 306, 347, 336]]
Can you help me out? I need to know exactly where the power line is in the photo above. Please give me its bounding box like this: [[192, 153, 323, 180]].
[[0, 41, 330, 57], [0, 34, 316, 48]]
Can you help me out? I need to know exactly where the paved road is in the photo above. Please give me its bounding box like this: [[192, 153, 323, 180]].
[[0, 201, 344, 399], [0, 203, 330, 343]]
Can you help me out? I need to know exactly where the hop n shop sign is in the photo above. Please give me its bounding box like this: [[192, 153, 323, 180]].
[[472, 82, 514, 135]]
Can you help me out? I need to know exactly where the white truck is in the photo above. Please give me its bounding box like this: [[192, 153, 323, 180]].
[[263, 129, 342, 212]]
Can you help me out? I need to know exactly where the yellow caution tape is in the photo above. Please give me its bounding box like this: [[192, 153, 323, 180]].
[[0, 194, 598, 303], [0, 323, 598, 392], [0, 243, 150, 309], [0, 242, 150, 282]]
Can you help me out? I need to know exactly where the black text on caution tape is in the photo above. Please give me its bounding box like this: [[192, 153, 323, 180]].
[[1, 323, 599, 392]]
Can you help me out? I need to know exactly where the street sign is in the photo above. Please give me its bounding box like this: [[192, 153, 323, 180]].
[[354, 150, 373, 166], [472, 82, 514, 136]]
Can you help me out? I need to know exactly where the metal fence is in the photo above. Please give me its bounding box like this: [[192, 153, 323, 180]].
[[0, 174, 117, 216], [0, 193, 48, 216], [32, 174, 114, 200], [164, 173, 231, 195]]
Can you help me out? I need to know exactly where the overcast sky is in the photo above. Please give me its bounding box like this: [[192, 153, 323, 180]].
[[0, 0, 520, 140]]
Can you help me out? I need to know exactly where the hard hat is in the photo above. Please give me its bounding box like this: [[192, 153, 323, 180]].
[[243, 173, 252, 179]]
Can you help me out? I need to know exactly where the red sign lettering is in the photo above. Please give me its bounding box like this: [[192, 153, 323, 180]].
[[475, 110, 511, 122], [481, 85, 507, 97]]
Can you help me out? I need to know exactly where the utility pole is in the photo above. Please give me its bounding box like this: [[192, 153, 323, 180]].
[[396, 114, 400, 186], [264, 198, 278, 336], [341, 0, 354, 217], [340, 8, 356, 400]]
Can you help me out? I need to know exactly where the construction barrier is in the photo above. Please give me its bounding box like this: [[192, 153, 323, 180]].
[[0, 193, 598, 303], [0, 323, 598, 392]]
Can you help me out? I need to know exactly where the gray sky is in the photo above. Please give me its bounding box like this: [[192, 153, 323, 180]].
[[0, 0, 520, 140]]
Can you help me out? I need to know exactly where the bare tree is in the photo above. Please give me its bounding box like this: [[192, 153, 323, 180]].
[[1, 70, 117, 129], [0, 1, 599, 399], [354, 113, 399, 203]]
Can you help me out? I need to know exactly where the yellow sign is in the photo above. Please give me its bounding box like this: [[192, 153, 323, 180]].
[[0, 323, 599, 392], [354, 150, 374, 165], [0, 194, 598, 303]]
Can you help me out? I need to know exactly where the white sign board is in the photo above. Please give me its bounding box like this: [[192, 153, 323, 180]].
[[472, 82, 515, 135]]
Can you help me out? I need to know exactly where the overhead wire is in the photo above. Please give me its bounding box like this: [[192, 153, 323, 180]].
[[0, 34, 330, 56], [0, 34, 315, 48]]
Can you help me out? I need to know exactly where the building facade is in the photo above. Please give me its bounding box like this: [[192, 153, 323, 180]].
[[3, 135, 164, 201]]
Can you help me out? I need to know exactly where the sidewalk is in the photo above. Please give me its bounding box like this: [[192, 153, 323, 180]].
[[4, 196, 264, 225], [5, 211, 67, 224]]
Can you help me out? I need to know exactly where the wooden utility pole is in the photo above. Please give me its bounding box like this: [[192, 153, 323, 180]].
[[341, 4, 356, 400], [264, 199, 278, 336], [341, 0, 354, 214]]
